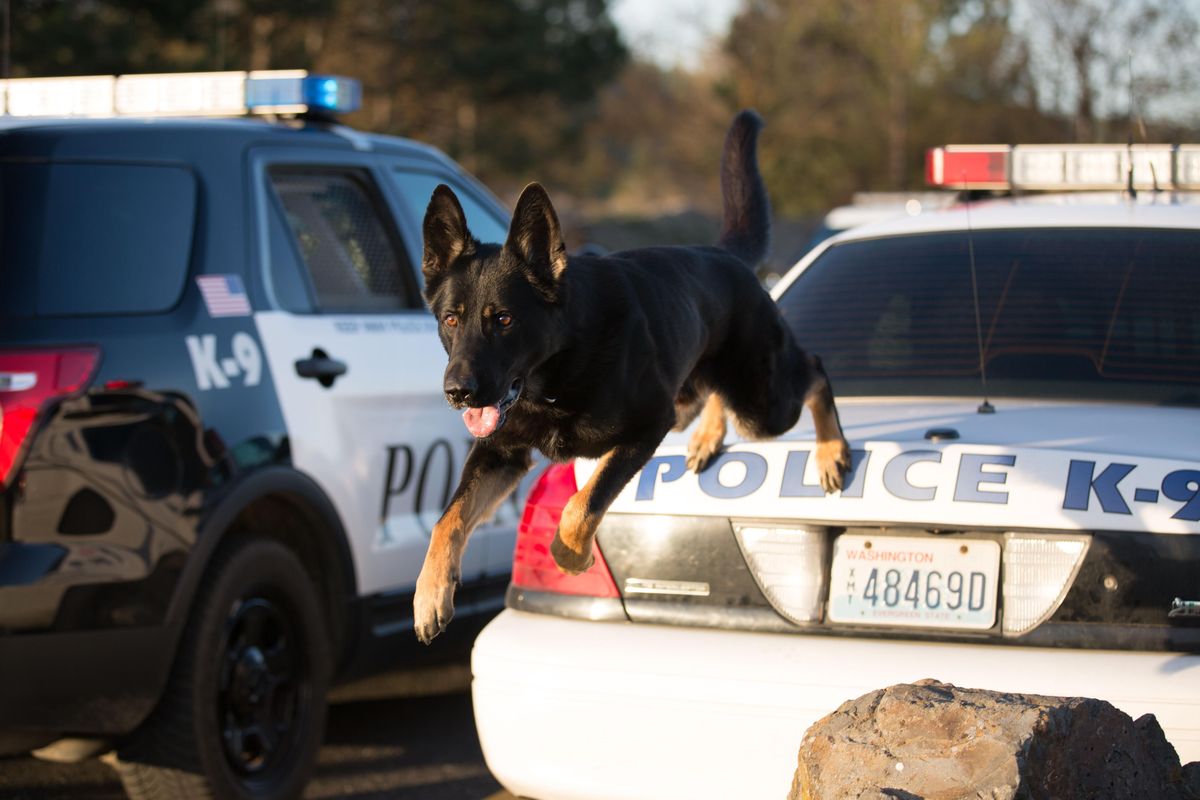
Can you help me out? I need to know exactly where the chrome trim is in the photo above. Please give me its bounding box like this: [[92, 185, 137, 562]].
[[623, 578, 711, 598]]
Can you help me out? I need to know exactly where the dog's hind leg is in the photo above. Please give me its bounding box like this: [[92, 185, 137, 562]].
[[720, 323, 850, 491], [686, 393, 727, 473], [551, 426, 672, 574], [805, 355, 851, 492], [415, 444, 532, 643]]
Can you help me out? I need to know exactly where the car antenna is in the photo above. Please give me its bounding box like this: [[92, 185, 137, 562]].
[[1128, 50, 1156, 194], [1125, 50, 1139, 199], [963, 179, 994, 414], [1125, 49, 1159, 195], [2, 0, 9, 87]]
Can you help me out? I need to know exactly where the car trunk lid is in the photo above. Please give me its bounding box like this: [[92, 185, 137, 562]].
[[584, 397, 1200, 536]]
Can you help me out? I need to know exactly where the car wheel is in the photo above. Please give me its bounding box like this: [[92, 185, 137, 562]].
[[114, 537, 331, 800]]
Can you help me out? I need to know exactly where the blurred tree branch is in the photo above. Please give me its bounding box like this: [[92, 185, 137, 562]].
[[7, 0, 1198, 216]]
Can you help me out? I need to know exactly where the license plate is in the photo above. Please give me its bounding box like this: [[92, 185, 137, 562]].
[[827, 534, 1000, 630]]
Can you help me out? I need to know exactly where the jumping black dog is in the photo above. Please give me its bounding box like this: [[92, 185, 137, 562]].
[[414, 111, 850, 643]]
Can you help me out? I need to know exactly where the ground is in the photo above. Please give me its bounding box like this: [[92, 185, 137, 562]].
[[0, 691, 515, 800]]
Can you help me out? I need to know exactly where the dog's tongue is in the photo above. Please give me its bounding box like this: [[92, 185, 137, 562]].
[[463, 405, 501, 438]]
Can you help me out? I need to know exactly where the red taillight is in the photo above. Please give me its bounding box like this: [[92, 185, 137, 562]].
[[0, 347, 99, 487], [512, 462, 621, 598]]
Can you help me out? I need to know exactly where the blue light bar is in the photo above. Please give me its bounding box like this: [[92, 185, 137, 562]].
[[245, 72, 361, 115], [0, 70, 361, 118]]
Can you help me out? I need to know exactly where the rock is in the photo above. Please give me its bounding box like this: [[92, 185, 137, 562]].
[[789, 679, 1194, 800], [1183, 761, 1200, 799]]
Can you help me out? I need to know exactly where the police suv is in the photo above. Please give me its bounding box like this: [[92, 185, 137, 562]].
[[0, 71, 523, 799], [472, 145, 1200, 800]]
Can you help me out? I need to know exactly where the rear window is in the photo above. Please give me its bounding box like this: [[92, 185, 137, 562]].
[[0, 162, 196, 317], [778, 228, 1200, 406]]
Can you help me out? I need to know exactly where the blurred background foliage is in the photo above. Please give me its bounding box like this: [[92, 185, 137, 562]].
[[8, 0, 1200, 257]]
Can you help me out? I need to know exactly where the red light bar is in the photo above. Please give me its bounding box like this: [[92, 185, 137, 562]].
[[928, 143, 1200, 191], [926, 146, 1010, 189]]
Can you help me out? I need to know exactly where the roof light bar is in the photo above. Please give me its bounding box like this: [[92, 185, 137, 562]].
[[0, 70, 361, 119], [245, 70, 362, 116], [926, 145, 1009, 190], [5, 75, 115, 117], [115, 71, 247, 117], [1176, 146, 1200, 188], [926, 144, 1199, 191]]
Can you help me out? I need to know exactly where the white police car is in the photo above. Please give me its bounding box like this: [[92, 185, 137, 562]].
[[471, 144, 1200, 800], [0, 71, 526, 799]]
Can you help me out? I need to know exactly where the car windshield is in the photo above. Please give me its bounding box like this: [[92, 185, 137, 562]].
[[778, 227, 1200, 407]]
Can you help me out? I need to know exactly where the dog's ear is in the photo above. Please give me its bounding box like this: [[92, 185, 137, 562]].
[[422, 185, 474, 286], [506, 182, 567, 300]]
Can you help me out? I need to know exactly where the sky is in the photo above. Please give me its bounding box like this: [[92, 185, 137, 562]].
[[610, 0, 741, 71], [610, 0, 1199, 125]]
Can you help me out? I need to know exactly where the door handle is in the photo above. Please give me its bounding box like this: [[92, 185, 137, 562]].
[[295, 348, 347, 388]]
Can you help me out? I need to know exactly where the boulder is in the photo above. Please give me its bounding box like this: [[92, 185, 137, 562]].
[[789, 679, 1197, 800]]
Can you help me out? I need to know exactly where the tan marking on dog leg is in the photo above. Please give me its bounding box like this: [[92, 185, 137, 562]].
[[814, 438, 851, 492], [686, 393, 727, 473], [804, 364, 851, 493], [550, 451, 616, 575], [550, 435, 671, 575], [551, 495, 599, 575], [414, 501, 467, 644], [414, 448, 531, 643]]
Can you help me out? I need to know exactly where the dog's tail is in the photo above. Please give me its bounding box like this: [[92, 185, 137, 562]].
[[716, 109, 771, 268]]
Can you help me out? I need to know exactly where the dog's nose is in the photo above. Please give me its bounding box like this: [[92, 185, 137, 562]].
[[444, 371, 478, 406]]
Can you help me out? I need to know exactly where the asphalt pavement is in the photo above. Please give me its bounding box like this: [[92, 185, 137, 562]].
[[0, 690, 516, 800]]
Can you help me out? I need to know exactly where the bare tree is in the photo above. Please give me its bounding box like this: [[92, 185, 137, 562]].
[[718, 0, 1045, 212], [1030, 0, 1200, 140]]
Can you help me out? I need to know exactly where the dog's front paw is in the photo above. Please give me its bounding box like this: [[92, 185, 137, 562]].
[[550, 532, 595, 575], [413, 571, 456, 644], [686, 396, 727, 473], [686, 433, 722, 473], [816, 438, 852, 493]]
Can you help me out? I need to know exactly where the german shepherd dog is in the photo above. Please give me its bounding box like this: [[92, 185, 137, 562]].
[[414, 111, 850, 643]]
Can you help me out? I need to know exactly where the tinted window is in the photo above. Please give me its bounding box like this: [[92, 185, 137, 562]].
[[778, 228, 1200, 406], [391, 170, 510, 247], [0, 162, 196, 317], [270, 168, 418, 312], [264, 188, 315, 313]]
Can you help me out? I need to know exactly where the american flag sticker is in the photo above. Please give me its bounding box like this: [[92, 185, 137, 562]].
[[196, 274, 252, 318]]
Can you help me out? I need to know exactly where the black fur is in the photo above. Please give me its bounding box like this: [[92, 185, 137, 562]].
[[413, 110, 849, 643]]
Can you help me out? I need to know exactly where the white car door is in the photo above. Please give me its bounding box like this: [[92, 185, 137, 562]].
[[384, 164, 533, 576], [249, 150, 520, 599]]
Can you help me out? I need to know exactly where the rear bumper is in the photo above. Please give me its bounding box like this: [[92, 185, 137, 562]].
[[472, 609, 1200, 800], [0, 626, 174, 738]]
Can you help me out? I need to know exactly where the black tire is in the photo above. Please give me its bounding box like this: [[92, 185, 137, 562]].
[[114, 537, 331, 800]]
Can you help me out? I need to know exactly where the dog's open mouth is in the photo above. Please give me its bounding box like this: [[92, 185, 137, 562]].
[[462, 378, 524, 439]]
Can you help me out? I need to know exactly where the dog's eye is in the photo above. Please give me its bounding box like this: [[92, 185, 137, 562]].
[[496, 313, 513, 328], [443, 312, 459, 328]]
